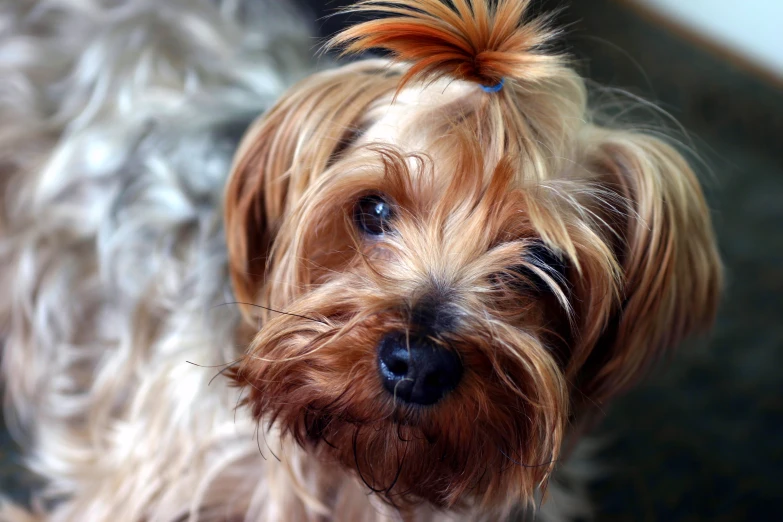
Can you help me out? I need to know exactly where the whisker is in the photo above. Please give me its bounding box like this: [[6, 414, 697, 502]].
[[185, 359, 241, 369], [233, 387, 245, 427], [353, 426, 385, 494], [253, 421, 266, 460], [209, 364, 236, 386], [211, 301, 328, 325], [384, 437, 408, 494], [186, 359, 243, 386], [260, 422, 281, 462]]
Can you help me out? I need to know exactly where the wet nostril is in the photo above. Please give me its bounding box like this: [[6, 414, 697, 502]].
[[377, 331, 463, 406], [385, 358, 409, 377]]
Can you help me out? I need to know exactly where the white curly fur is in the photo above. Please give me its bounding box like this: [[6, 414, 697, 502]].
[[0, 1, 591, 520]]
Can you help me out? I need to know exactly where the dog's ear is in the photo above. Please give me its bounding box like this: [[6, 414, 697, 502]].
[[224, 63, 397, 320], [578, 128, 722, 403]]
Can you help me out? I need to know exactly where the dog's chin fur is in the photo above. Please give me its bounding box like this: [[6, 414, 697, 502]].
[[0, 0, 720, 521]]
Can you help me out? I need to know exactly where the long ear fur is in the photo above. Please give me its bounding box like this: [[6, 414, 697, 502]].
[[224, 62, 399, 320], [581, 128, 722, 402]]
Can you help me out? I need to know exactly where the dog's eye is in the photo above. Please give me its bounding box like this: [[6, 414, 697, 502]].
[[353, 194, 394, 236], [508, 243, 569, 293]]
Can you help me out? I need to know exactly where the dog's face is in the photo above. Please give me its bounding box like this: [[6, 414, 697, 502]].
[[224, 1, 721, 513]]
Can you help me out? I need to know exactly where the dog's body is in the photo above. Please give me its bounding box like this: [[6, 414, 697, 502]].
[[0, 1, 323, 519], [0, 1, 721, 521]]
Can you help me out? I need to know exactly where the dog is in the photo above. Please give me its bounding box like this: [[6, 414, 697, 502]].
[[0, 0, 722, 520]]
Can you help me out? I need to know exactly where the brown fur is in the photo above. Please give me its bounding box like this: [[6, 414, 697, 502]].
[[224, 0, 722, 517]]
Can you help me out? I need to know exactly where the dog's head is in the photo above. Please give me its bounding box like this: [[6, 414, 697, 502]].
[[224, 0, 721, 512]]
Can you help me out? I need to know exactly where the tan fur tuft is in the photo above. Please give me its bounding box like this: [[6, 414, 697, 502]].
[[328, 0, 565, 92]]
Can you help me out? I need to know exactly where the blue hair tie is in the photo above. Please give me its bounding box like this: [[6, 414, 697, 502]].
[[479, 78, 505, 93]]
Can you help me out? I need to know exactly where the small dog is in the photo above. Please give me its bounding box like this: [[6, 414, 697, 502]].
[[0, 0, 721, 520]]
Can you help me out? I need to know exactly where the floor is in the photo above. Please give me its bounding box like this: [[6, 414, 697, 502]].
[[3, 0, 782, 520]]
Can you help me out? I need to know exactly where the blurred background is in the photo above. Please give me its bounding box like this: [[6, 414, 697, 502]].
[[2, 0, 781, 520]]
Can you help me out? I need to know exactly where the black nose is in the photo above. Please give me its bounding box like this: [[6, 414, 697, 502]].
[[377, 332, 463, 406]]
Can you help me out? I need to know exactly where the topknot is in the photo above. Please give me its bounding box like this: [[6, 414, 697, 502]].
[[328, 0, 566, 92]]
